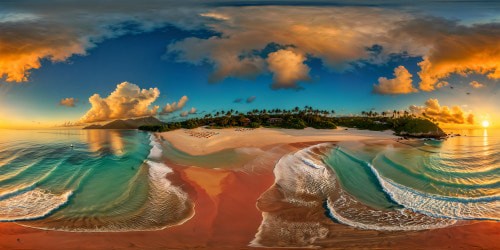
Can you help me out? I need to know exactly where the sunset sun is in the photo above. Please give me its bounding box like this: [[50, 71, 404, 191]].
[[482, 120, 490, 128]]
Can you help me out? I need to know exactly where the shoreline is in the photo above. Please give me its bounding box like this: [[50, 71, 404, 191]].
[[158, 127, 397, 156], [0, 128, 498, 249]]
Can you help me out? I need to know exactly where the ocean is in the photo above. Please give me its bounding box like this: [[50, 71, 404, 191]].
[[0, 128, 498, 232], [0, 129, 192, 231], [323, 128, 499, 230]]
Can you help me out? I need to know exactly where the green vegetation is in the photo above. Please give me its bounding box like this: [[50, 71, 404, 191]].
[[138, 106, 445, 138], [393, 117, 446, 138]]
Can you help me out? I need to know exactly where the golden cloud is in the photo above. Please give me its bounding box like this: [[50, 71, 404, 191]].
[[0, 4, 204, 83], [2, 5, 499, 93], [469, 80, 484, 88], [162, 95, 188, 114], [169, 7, 500, 92], [409, 98, 474, 124], [392, 18, 500, 91], [373, 66, 418, 95], [267, 49, 310, 89], [79, 82, 159, 123], [59, 97, 77, 107], [169, 7, 411, 89]]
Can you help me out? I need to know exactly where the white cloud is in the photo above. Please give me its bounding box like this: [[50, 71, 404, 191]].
[[267, 49, 310, 89], [373, 66, 418, 95], [162, 95, 188, 114], [79, 82, 159, 123], [169, 7, 500, 92]]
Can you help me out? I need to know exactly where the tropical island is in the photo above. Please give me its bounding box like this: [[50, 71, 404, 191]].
[[126, 106, 446, 139]]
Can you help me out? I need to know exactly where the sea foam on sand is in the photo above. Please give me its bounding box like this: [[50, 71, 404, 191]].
[[252, 143, 457, 248]]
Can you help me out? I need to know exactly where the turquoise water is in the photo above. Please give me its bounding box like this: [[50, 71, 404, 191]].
[[0, 129, 192, 231], [324, 129, 499, 221], [159, 139, 263, 169], [1, 128, 498, 233]]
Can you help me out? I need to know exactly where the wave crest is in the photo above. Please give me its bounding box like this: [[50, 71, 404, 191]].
[[0, 188, 72, 221]]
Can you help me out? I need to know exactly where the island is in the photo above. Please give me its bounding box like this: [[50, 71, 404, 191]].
[[130, 107, 446, 139]]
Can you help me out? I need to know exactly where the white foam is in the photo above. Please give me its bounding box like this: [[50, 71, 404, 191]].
[[18, 134, 194, 232], [325, 193, 456, 231], [0, 188, 72, 221], [148, 135, 164, 160], [366, 163, 500, 220], [253, 142, 459, 247]]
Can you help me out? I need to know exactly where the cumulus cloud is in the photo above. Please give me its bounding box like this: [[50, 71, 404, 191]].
[[233, 98, 243, 103], [79, 82, 159, 123], [168, 7, 500, 92], [59, 97, 77, 107], [469, 80, 484, 88], [409, 98, 474, 124], [180, 111, 189, 117], [246, 96, 256, 103], [168, 7, 411, 89], [162, 95, 188, 114], [373, 66, 418, 95], [267, 49, 310, 89], [188, 107, 197, 114]]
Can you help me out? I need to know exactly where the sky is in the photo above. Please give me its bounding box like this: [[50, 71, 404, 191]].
[[0, 0, 499, 129]]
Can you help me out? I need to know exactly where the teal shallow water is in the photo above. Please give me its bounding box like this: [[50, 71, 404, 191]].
[[0, 129, 193, 231], [324, 129, 499, 221], [0, 128, 498, 232]]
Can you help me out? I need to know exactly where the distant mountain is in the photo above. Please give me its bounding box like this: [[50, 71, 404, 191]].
[[83, 116, 164, 130], [83, 124, 103, 129]]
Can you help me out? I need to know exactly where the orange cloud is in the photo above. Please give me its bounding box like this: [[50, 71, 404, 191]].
[[469, 80, 484, 88], [59, 97, 77, 107], [373, 66, 418, 95], [0, 4, 202, 83], [169, 7, 500, 91], [392, 18, 500, 91], [168, 7, 410, 89], [267, 49, 310, 89], [79, 82, 159, 123], [162, 95, 188, 114], [409, 98, 474, 124]]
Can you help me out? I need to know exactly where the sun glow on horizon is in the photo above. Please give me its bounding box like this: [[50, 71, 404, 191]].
[[482, 120, 490, 128]]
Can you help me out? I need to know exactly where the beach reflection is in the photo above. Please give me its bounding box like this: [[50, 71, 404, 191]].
[[85, 130, 125, 155]]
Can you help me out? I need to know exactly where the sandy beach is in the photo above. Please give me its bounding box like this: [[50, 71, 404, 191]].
[[159, 127, 396, 155], [0, 128, 498, 249]]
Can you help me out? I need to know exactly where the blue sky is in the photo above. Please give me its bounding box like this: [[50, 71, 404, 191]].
[[0, 1, 499, 128]]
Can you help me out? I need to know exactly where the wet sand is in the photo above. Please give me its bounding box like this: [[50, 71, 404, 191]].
[[0, 143, 294, 249], [0, 132, 498, 249]]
